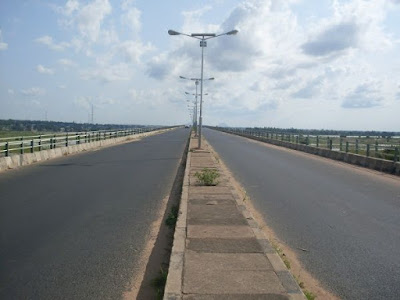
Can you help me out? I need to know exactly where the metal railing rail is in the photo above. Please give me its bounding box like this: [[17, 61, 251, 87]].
[[0, 127, 173, 157], [211, 127, 400, 162]]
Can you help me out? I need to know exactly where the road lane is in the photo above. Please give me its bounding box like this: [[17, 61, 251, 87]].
[[0, 128, 189, 300], [204, 128, 400, 300]]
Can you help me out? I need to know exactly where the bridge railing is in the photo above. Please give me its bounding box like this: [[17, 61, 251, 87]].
[[211, 127, 400, 162], [0, 127, 170, 157]]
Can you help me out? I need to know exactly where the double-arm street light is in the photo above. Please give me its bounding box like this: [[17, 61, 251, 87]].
[[169, 29, 238, 148]]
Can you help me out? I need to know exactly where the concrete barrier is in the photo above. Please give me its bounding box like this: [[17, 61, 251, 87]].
[[221, 130, 399, 176], [0, 128, 175, 173]]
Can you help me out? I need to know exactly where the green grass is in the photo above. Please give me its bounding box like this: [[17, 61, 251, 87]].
[[0, 130, 54, 139], [271, 242, 291, 269], [151, 267, 168, 300], [165, 205, 179, 229], [195, 168, 220, 186], [304, 290, 316, 300]]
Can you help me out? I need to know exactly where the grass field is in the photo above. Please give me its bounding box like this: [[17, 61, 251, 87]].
[[0, 130, 55, 139]]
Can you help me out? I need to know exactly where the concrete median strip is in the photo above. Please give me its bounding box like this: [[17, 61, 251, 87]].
[[163, 135, 305, 300], [0, 128, 175, 173]]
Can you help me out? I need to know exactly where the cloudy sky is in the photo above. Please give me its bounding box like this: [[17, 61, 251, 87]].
[[0, 0, 399, 130]]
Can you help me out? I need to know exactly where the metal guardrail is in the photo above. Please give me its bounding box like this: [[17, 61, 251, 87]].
[[211, 127, 400, 162], [0, 127, 172, 157]]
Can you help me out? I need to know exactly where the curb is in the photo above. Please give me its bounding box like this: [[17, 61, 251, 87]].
[[206, 139, 306, 300], [163, 136, 193, 300], [0, 128, 174, 174]]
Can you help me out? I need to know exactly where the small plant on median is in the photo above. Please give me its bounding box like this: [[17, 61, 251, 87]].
[[195, 168, 220, 186], [165, 205, 179, 229], [304, 290, 316, 300], [151, 267, 168, 300]]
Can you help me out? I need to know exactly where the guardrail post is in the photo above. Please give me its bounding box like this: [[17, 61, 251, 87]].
[[366, 144, 370, 157], [5, 142, 9, 157], [30, 140, 34, 153], [355, 139, 359, 154], [346, 142, 349, 153], [21, 137, 24, 154], [316, 136, 319, 148], [66, 133, 69, 147], [53, 135, 57, 149], [296, 136, 299, 144], [306, 136, 309, 146], [329, 139, 333, 150], [339, 138, 343, 151], [394, 147, 399, 162], [39, 135, 42, 151], [375, 140, 378, 156]]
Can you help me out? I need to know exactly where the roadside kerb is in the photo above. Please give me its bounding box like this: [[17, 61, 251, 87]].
[[163, 136, 193, 299], [217, 130, 400, 176], [0, 128, 175, 173], [163, 135, 305, 299]]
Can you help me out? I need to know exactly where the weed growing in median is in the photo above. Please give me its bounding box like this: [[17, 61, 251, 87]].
[[165, 205, 179, 229], [151, 267, 168, 300], [304, 290, 316, 300], [195, 168, 220, 186], [271, 242, 291, 269]]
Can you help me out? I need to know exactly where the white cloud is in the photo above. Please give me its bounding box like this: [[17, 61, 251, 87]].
[[302, 21, 359, 57], [76, 0, 112, 43], [58, 58, 77, 67], [8, 89, 15, 95], [80, 63, 131, 82], [0, 29, 8, 50], [342, 82, 384, 108], [117, 40, 154, 63], [37, 64, 54, 75], [121, 6, 142, 34], [21, 87, 46, 97], [35, 35, 69, 51]]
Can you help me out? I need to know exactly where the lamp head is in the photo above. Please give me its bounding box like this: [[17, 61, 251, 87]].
[[168, 30, 181, 36], [226, 29, 238, 35]]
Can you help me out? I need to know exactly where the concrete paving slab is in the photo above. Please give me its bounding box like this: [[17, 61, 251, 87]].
[[188, 194, 234, 201], [183, 294, 289, 300], [188, 199, 235, 205], [185, 251, 274, 271], [188, 203, 244, 220], [188, 225, 255, 239], [189, 186, 232, 195], [183, 269, 286, 294], [187, 238, 263, 253], [188, 216, 248, 226]]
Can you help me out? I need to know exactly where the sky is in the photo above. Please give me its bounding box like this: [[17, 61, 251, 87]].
[[0, 0, 400, 130]]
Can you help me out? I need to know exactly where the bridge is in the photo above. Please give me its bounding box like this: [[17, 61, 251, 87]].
[[1, 127, 399, 299]]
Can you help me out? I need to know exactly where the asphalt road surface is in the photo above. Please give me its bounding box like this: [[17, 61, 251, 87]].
[[204, 128, 400, 300], [0, 128, 189, 300]]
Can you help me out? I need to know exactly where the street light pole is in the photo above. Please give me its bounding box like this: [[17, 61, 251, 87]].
[[199, 37, 205, 148], [170, 29, 238, 149], [180, 76, 214, 138]]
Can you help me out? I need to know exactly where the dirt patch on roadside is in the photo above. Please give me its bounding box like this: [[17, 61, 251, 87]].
[[205, 139, 340, 300]]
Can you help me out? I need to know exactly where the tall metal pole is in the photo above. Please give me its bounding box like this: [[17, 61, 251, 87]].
[[195, 80, 199, 136], [199, 37, 205, 149]]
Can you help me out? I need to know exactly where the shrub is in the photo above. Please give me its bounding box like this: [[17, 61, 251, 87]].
[[195, 168, 220, 186]]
